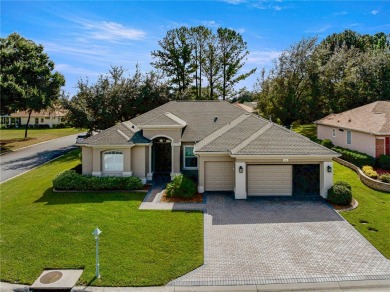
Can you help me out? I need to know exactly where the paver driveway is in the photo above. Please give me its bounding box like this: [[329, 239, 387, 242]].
[[169, 193, 390, 286]]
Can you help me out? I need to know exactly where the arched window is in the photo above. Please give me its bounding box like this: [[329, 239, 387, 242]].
[[103, 151, 123, 172]]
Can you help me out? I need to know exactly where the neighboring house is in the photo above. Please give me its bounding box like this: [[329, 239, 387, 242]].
[[233, 102, 255, 113], [314, 101, 390, 158], [78, 101, 337, 199], [6, 108, 66, 128], [244, 101, 258, 110]]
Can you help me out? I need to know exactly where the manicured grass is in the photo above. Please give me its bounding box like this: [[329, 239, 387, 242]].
[[334, 162, 390, 259], [0, 150, 203, 286], [0, 128, 84, 153], [292, 124, 317, 140]]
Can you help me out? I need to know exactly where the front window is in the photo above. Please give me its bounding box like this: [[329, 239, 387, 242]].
[[332, 128, 336, 137], [347, 131, 352, 145], [184, 146, 197, 169], [103, 151, 123, 172]]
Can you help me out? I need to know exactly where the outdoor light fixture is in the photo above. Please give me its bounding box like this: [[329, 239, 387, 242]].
[[92, 227, 102, 279], [239, 166, 244, 173], [327, 165, 332, 173]]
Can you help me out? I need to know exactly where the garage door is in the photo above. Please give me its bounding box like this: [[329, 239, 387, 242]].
[[247, 165, 292, 196], [205, 161, 234, 191]]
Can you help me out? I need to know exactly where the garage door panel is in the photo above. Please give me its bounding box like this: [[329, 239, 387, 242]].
[[205, 161, 234, 191], [247, 165, 292, 196]]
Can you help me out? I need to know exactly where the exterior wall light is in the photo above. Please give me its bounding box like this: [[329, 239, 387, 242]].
[[327, 165, 332, 173], [239, 166, 244, 173]]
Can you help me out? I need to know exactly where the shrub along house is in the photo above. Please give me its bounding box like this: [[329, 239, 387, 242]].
[[78, 101, 338, 199], [314, 101, 390, 158]]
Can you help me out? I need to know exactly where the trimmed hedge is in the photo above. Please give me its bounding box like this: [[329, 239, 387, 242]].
[[332, 146, 375, 168], [327, 181, 352, 206], [321, 139, 334, 149], [53, 170, 143, 191], [378, 155, 390, 170], [166, 174, 196, 198]]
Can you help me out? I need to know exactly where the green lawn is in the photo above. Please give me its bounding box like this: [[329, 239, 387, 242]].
[[0, 128, 84, 153], [334, 162, 390, 258], [292, 124, 317, 140], [0, 150, 203, 286]]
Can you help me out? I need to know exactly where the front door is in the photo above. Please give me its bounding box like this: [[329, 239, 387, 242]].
[[153, 137, 172, 173]]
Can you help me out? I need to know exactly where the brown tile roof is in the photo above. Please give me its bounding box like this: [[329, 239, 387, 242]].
[[314, 101, 390, 135], [10, 109, 66, 118], [233, 102, 255, 113]]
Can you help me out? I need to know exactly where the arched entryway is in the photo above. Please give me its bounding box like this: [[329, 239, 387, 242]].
[[152, 137, 172, 174]]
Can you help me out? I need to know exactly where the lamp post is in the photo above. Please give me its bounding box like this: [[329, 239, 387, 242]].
[[92, 227, 102, 278]]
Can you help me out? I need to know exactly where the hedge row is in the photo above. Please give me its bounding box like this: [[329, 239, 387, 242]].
[[53, 170, 143, 191], [332, 146, 375, 168]]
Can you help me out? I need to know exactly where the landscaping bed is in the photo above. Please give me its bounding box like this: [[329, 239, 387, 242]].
[[161, 191, 203, 203], [0, 150, 203, 286]]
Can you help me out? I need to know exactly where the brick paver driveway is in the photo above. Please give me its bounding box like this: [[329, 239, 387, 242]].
[[169, 193, 390, 286]]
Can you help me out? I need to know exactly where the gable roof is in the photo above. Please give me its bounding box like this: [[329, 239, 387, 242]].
[[314, 101, 390, 135], [11, 109, 66, 118], [139, 112, 187, 128], [233, 102, 255, 113], [195, 113, 336, 156], [131, 101, 248, 142]]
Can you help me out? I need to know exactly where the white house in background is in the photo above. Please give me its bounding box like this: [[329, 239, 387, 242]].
[[4, 108, 66, 128], [78, 101, 338, 199], [314, 101, 390, 158]]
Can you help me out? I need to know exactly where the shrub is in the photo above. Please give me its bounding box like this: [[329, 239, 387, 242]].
[[362, 165, 379, 179], [53, 170, 143, 191], [327, 184, 352, 206], [321, 139, 334, 149], [378, 155, 390, 170], [334, 181, 351, 190], [332, 146, 375, 168], [379, 174, 390, 183], [166, 174, 196, 198]]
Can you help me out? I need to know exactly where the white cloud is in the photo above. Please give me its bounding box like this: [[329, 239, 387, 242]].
[[273, 5, 282, 11], [371, 10, 379, 15], [333, 11, 347, 16], [201, 20, 220, 28], [305, 24, 331, 34], [222, 0, 246, 4], [247, 50, 282, 65], [84, 21, 145, 41], [55, 64, 101, 77]]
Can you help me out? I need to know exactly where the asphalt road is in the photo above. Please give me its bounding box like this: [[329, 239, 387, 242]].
[[0, 134, 80, 183]]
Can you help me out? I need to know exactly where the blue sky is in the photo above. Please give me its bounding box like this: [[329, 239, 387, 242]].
[[1, 0, 389, 96]]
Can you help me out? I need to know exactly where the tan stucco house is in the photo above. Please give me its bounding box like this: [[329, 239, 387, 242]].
[[78, 101, 338, 199], [5, 108, 66, 128], [315, 101, 390, 158]]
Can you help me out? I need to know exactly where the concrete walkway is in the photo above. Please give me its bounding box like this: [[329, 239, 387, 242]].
[[2, 279, 390, 291]]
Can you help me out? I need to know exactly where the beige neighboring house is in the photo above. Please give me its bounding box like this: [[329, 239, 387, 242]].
[[78, 101, 338, 199], [7, 108, 66, 128], [315, 101, 390, 158]]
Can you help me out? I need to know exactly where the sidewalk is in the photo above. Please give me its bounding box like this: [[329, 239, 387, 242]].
[[2, 279, 390, 291]]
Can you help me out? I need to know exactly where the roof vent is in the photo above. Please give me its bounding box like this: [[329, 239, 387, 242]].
[[131, 125, 135, 129], [214, 116, 218, 122]]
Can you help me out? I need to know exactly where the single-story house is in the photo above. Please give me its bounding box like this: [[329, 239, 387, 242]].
[[4, 108, 66, 128], [78, 101, 338, 199], [314, 101, 390, 158]]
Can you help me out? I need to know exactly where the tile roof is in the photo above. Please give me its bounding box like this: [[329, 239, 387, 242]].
[[314, 101, 390, 135], [131, 101, 247, 142], [10, 109, 66, 117], [233, 102, 255, 113], [140, 112, 187, 127], [79, 122, 150, 145]]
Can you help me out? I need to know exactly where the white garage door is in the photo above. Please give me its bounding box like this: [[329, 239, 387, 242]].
[[205, 161, 234, 191], [247, 165, 292, 196]]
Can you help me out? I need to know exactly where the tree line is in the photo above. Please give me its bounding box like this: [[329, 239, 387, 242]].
[[256, 30, 390, 126]]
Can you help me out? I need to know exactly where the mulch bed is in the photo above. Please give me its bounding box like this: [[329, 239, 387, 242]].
[[330, 198, 358, 211], [160, 191, 203, 203], [143, 184, 152, 191]]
